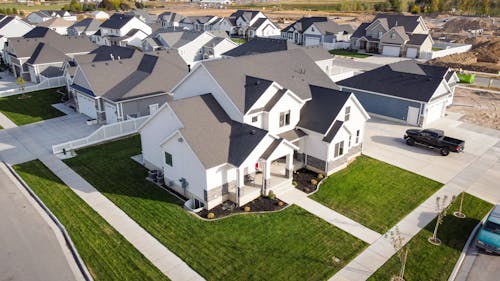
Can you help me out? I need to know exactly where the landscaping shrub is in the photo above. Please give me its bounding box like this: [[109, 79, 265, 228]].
[[292, 180, 298, 187], [311, 179, 318, 185], [457, 73, 475, 84], [244, 206, 251, 212], [278, 201, 284, 207], [268, 190, 276, 200], [318, 173, 324, 179], [207, 212, 215, 219]]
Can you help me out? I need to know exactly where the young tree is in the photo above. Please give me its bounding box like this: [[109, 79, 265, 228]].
[[16, 76, 26, 97], [453, 193, 466, 218], [428, 195, 454, 245], [387, 227, 409, 281]]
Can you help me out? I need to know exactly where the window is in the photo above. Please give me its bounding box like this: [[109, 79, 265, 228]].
[[311, 27, 315, 32], [334, 141, 344, 158], [279, 111, 290, 127], [348, 136, 352, 147], [164, 152, 173, 166], [252, 116, 258, 122], [356, 130, 360, 143], [391, 32, 396, 39], [345, 106, 351, 121]]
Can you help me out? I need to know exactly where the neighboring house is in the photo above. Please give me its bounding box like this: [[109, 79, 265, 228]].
[[4, 27, 97, 83], [337, 60, 459, 126], [68, 18, 101, 36], [0, 15, 33, 61], [228, 9, 279, 38], [126, 9, 158, 24], [94, 13, 152, 47], [302, 20, 354, 47], [69, 51, 187, 124], [350, 14, 433, 58], [222, 37, 334, 76], [142, 30, 236, 65], [90, 11, 110, 21], [37, 17, 73, 35], [281, 16, 328, 45], [139, 48, 369, 210], [179, 16, 221, 32], [26, 10, 76, 24], [157, 11, 184, 28]]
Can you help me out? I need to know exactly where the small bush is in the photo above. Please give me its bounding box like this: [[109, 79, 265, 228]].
[[311, 179, 318, 185], [305, 187, 311, 193], [292, 181, 298, 187], [244, 206, 251, 212], [318, 173, 324, 179], [207, 213, 215, 219], [457, 73, 475, 84], [268, 191, 276, 200], [278, 201, 284, 207]]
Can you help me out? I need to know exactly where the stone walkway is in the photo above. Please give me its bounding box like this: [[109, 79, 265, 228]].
[[277, 188, 381, 244]]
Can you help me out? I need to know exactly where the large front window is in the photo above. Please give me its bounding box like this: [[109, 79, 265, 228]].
[[334, 141, 344, 158], [279, 111, 290, 127]]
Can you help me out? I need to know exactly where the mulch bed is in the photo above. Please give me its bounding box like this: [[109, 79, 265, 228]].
[[198, 196, 287, 219], [293, 168, 321, 194]]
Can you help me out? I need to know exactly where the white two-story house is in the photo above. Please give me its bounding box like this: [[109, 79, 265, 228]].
[[94, 13, 152, 48], [138, 48, 369, 210], [229, 10, 280, 38]]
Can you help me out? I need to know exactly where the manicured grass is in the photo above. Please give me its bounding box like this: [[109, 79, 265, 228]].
[[329, 49, 371, 58], [0, 89, 65, 126], [13, 160, 170, 281], [231, 38, 247, 44], [311, 156, 443, 233], [369, 193, 493, 281], [64, 136, 367, 281], [432, 47, 444, 51]]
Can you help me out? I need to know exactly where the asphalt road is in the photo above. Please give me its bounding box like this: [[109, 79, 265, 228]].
[[466, 248, 500, 281], [0, 165, 79, 281]]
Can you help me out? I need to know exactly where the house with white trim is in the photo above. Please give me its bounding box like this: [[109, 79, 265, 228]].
[[26, 10, 76, 24], [302, 20, 354, 47], [0, 15, 33, 61], [350, 14, 433, 58], [138, 48, 369, 210], [157, 11, 184, 28], [68, 18, 101, 36], [337, 60, 458, 126], [229, 9, 280, 38], [94, 13, 152, 48], [38, 17, 73, 35]]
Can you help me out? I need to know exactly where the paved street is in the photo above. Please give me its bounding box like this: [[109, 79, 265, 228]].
[[455, 231, 500, 281], [0, 163, 81, 281]]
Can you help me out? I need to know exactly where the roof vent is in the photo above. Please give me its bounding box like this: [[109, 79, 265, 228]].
[[255, 80, 260, 85], [250, 129, 256, 135], [91, 64, 95, 67]]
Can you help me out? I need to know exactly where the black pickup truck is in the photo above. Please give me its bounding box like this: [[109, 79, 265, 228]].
[[403, 129, 465, 156]]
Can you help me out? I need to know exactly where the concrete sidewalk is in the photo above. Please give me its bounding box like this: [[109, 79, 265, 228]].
[[0, 112, 17, 129], [277, 188, 381, 244], [39, 154, 205, 281]]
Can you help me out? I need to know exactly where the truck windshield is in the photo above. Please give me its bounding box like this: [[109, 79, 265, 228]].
[[484, 221, 500, 234]]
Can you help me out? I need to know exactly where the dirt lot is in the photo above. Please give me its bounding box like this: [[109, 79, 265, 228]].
[[448, 87, 500, 130]]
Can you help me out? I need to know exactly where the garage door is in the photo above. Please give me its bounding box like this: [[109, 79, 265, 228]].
[[77, 93, 97, 119], [406, 47, 418, 58], [304, 36, 320, 47], [425, 102, 444, 125], [382, 45, 401, 57], [104, 102, 118, 124]]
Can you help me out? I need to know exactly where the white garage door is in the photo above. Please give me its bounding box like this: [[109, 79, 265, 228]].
[[104, 102, 118, 124], [406, 47, 418, 58], [382, 45, 401, 57], [77, 93, 97, 119], [425, 102, 445, 125], [304, 36, 320, 47]]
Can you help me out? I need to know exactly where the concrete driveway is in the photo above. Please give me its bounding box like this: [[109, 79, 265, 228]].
[[363, 114, 500, 203], [0, 112, 99, 165]]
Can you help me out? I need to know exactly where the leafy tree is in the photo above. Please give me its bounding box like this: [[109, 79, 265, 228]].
[[481, 0, 491, 15], [430, 0, 440, 12]]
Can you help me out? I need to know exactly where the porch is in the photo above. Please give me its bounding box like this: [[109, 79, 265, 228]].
[[359, 39, 380, 53]]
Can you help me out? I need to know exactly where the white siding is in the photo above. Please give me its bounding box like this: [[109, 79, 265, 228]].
[[212, 39, 238, 57], [267, 93, 303, 135]]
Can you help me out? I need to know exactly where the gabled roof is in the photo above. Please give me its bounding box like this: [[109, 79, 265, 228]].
[[297, 86, 351, 135], [351, 22, 370, 38], [337, 60, 450, 102], [373, 13, 421, 33], [158, 11, 184, 23], [250, 17, 267, 29], [75, 45, 136, 64], [156, 30, 204, 48], [69, 18, 101, 33], [322, 120, 344, 142], [77, 51, 187, 102], [100, 13, 135, 29], [168, 94, 268, 169], [311, 20, 354, 35], [408, 33, 430, 45], [201, 48, 337, 114], [0, 16, 15, 30], [223, 37, 300, 57], [282, 16, 328, 33], [38, 17, 73, 28], [26, 42, 67, 64], [230, 10, 261, 22], [126, 9, 157, 23]]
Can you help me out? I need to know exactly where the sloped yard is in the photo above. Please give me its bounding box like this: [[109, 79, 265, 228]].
[[64, 136, 367, 281], [311, 156, 443, 233], [0, 89, 64, 126], [369, 193, 493, 281], [14, 160, 169, 281]]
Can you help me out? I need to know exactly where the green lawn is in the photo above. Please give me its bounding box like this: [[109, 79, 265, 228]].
[[311, 156, 443, 233], [369, 193, 493, 281], [231, 38, 247, 44], [13, 160, 169, 281], [329, 49, 372, 58], [64, 136, 367, 281], [432, 47, 444, 51], [0, 89, 65, 126]]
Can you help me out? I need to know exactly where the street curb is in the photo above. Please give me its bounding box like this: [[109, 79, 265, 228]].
[[3, 162, 94, 281]]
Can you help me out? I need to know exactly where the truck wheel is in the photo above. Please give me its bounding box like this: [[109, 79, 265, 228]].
[[406, 138, 415, 146], [440, 148, 450, 156]]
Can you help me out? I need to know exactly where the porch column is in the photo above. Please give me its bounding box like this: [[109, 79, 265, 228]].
[[237, 167, 244, 206], [285, 153, 293, 179], [263, 159, 271, 195]]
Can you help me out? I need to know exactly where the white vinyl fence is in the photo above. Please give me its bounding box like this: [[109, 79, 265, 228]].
[[323, 41, 350, 50], [52, 116, 149, 154], [420, 42, 472, 60], [0, 76, 66, 98]]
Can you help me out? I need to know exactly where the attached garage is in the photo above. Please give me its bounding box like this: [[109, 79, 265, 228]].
[[77, 93, 97, 119], [382, 45, 401, 57], [424, 101, 445, 125], [304, 36, 320, 47], [406, 47, 418, 58]]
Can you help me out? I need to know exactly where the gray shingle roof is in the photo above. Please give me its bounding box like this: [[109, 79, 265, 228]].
[[156, 30, 204, 48], [202, 48, 337, 114], [0, 16, 15, 30], [250, 18, 267, 29], [353, 14, 423, 39], [297, 85, 351, 135], [408, 33, 430, 45], [69, 18, 101, 34], [26, 42, 67, 64], [75, 45, 136, 64], [278, 129, 307, 142], [100, 14, 135, 29], [282, 16, 328, 33], [312, 20, 354, 35], [77, 51, 187, 102], [322, 120, 343, 142], [169, 94, 268, 168], [337, 60, 450, 102], [222, 37, 300, 57]]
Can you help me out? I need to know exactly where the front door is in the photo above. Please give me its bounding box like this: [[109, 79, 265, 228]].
[[407, 106, 420, 126]]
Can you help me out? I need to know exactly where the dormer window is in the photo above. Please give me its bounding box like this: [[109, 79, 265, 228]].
[[390, 33, 396, 39], [279, 111, 290, 127], [378, 31, 383, 38], [345, 106, 351, 121]]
